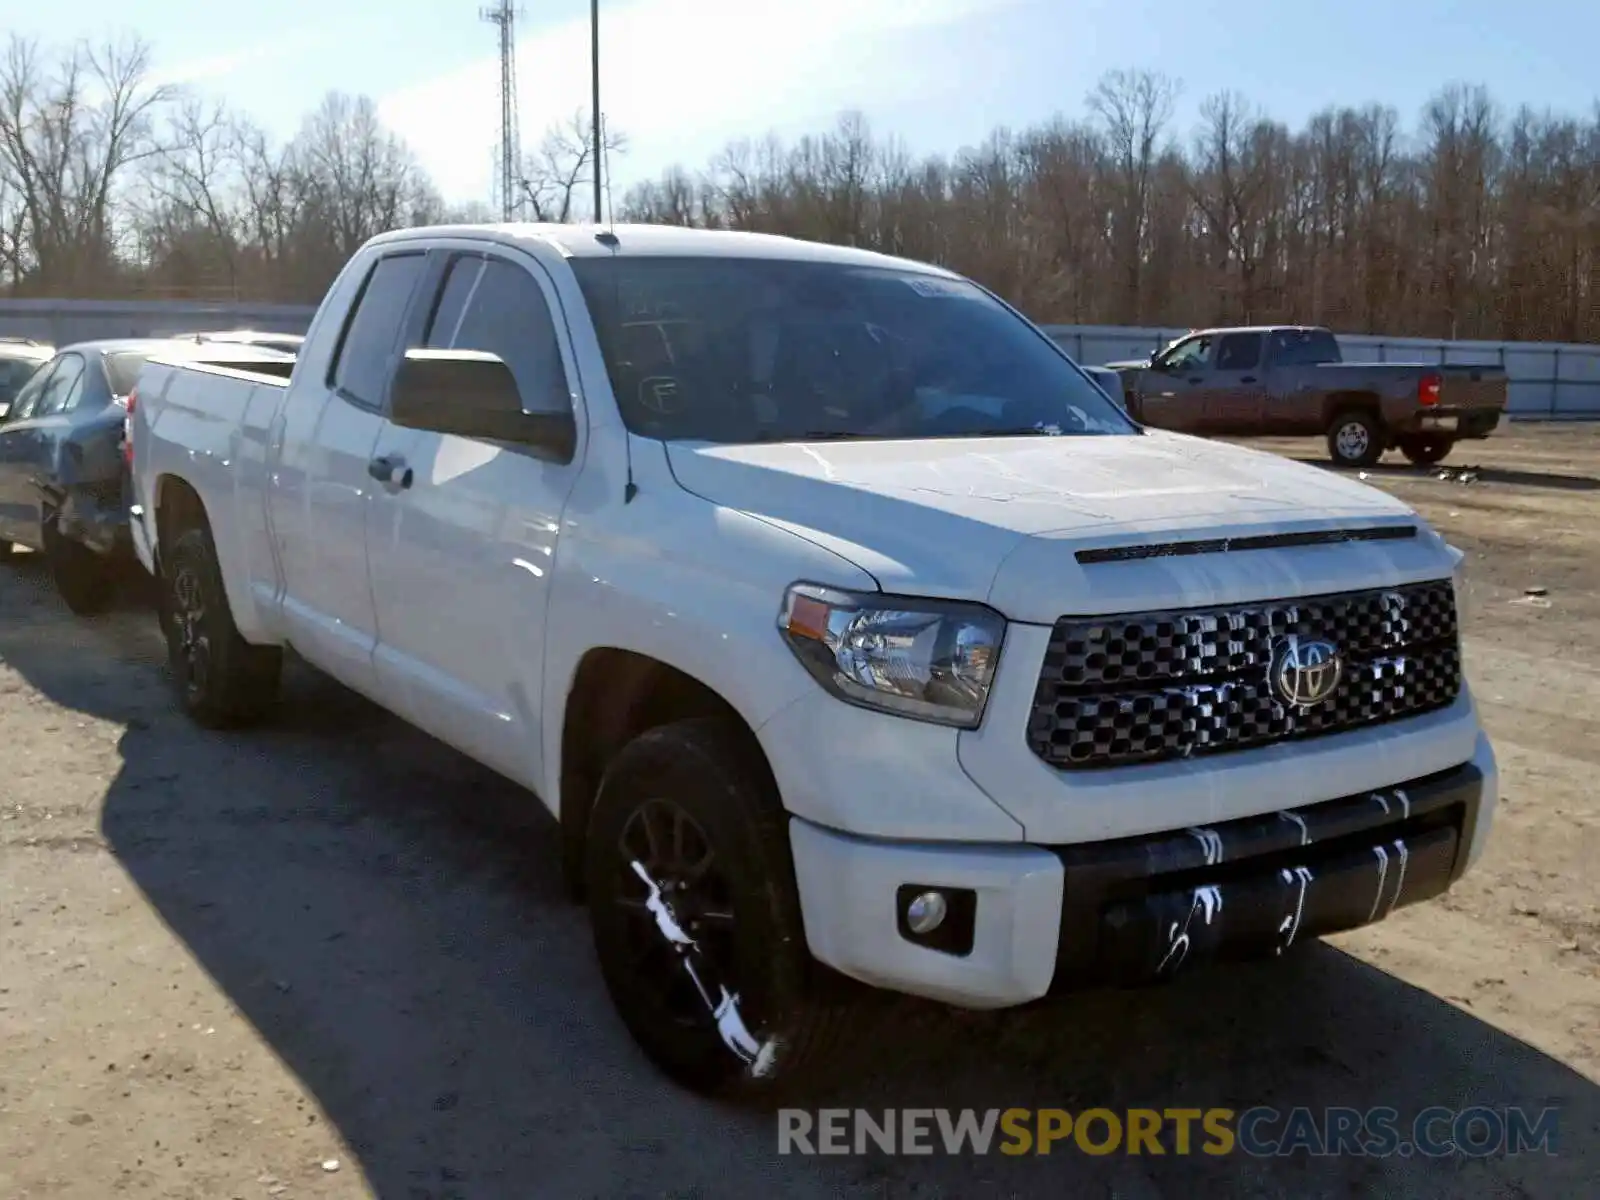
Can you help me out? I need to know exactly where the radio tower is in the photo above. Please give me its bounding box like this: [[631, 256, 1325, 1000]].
[[480, 0, 522, 220]]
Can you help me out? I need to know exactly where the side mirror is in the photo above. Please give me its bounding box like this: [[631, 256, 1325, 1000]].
[[389, 349, 576, 462]]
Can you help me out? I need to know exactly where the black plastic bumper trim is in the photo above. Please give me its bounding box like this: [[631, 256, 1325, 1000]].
[[1046, 760, 1485, 992]]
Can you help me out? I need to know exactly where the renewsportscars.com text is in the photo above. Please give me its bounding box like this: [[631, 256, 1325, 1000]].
[[776, 1106, 1560, 1158]]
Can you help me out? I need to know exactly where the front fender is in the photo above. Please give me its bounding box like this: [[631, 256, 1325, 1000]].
[[539, 440, 878, 804]]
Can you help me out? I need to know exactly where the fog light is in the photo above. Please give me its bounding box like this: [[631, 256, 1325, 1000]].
[[905, 890, 948, 934]]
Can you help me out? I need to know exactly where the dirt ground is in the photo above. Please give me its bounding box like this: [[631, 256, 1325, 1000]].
[[1, 425, 1596, 1199]]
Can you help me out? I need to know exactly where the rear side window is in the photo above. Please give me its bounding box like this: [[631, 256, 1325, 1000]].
[[1216, 332, 1262, 371], [424, 256, 571, 414], [1270, 328, 1341, 366], [332, 252, 427, 408]]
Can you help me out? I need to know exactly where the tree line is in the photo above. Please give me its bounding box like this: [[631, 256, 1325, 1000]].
[[2, 33, 1596, 344]]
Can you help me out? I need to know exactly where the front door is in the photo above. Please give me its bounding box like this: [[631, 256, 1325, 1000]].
[[0, 357, 59, 544], [1137, 334, 1214, 432], [270, 250, 429, 697], [366, 248, 585, 790]]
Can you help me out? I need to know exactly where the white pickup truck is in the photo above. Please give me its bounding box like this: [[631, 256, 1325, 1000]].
[[129, 223, 1498, 1097]]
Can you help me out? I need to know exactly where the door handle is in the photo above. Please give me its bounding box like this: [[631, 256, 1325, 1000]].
[[368, 454, 414, 490], [1240, 376, 1257, 384], [1187, 377, 1203, 385]]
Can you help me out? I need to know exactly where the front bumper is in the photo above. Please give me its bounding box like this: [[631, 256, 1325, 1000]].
[[789, 731, 1497, 1009]]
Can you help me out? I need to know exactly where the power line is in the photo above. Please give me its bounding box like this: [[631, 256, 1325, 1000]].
[[480, 0, 523, 221]]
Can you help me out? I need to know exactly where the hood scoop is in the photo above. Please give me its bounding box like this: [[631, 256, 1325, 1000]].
[[1076, 524, 1418, 565]]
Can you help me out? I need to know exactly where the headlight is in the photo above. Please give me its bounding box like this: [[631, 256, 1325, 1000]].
[[776, 584, 1005, 728]]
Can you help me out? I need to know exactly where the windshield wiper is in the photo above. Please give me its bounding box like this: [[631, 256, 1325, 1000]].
[[749, 430, 881, 443], [947, 427, 1066, 437]]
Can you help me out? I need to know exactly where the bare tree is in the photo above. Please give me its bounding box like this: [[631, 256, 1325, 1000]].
[[292, 91, 442, 259], [1189, 91, 1278, 321], [0, 27, 1592, 344], [136, 95, 245, 293], [519, 109, 627, 223], [0, 34, 173, 294], [1088, 69, 1179, 322]]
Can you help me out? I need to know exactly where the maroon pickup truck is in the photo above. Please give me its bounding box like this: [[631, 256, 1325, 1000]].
[[1106, 325, 1508, 468]]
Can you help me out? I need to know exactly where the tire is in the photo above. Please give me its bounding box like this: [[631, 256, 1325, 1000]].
[[1397, 434, 1454, 466], [161, 523, 282, 728], [584, 717, 853, 1100], [1326, 410, 1384, 468], [43, 519, 115, 616]]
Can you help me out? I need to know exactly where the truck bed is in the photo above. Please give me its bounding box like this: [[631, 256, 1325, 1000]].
[[129, 355, 295, 582]]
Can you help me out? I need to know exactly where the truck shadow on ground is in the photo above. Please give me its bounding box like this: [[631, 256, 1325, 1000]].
[[1, 559, 1594, 1199], [1287, 455, 1600, 492]]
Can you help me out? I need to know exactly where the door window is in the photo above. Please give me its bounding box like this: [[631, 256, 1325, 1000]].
[[1158, 336, 1214, 373], [34, 354, 86, 416], [1216, 333, 1263, 372], [424, 256, 572, 414], [329, 252, 428, 410]]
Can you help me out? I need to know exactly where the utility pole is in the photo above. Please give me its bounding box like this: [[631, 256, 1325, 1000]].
[[481, 0, 523, 221], [591, 0, 603, 224]]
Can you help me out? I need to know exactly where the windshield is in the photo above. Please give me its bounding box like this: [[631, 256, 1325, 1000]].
[[569, 257, 1137, 443]]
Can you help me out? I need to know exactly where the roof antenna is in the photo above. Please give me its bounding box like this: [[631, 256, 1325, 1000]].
[[602, 111, 616, 237], [594, 129, 634, 503], [594, 116, 620, 250]]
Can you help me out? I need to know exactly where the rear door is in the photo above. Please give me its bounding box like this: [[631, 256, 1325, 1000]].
[[270, 249, 430, 697], [1261, 328, 1343, 434], [365, 246, 586, 788], [1204, 331, 1268, 433], [1138, 334, 1214, 432]]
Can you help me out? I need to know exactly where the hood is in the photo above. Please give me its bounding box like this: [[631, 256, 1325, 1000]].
[[665, 430, 1442, 623], [1103, 359, 1151, 372]]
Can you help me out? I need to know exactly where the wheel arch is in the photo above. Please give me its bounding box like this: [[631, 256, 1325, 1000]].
[[152, 473, 209, 572], [557, 647, 777, 902], [1322, 390, 1382, 426]]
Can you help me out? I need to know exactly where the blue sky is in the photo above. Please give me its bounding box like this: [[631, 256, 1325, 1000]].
[[2, 0, 1595, 207]]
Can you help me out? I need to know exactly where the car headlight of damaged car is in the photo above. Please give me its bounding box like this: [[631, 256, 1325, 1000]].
[[777, 584, 1005, 728]]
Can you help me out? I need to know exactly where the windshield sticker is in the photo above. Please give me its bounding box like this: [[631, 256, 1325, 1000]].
[[903, 276, 980, 300]]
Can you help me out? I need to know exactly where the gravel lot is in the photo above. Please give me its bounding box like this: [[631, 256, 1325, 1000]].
[[1, 425, 1596, 1198]]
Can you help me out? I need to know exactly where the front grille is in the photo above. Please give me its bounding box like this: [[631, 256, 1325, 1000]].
[[1027, 580, 1461, 770]]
